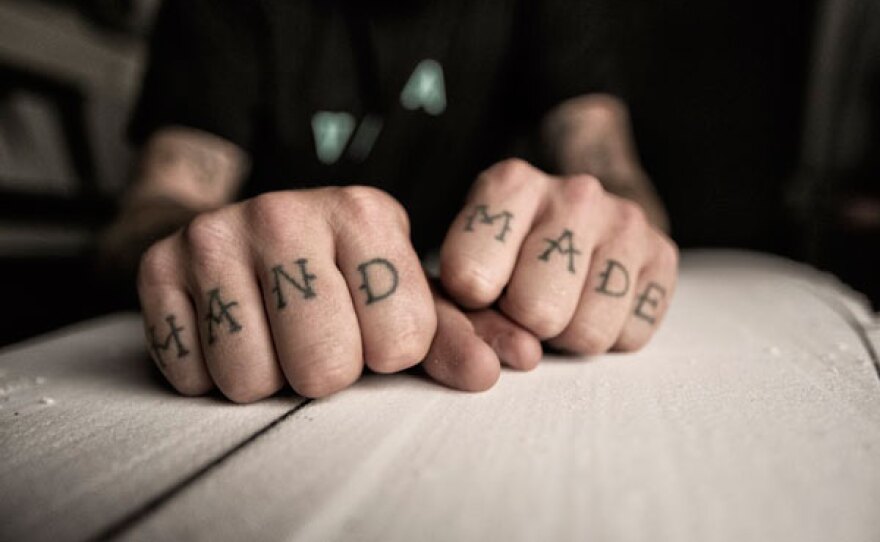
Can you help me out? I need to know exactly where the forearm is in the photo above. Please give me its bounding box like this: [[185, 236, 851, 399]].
[[98, 127, 248, 281], [541, 94, 669, 232]]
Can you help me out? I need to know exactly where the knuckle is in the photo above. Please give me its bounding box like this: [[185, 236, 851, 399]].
[[335, 185, 404, 227], [563, 174, 603, 207], [657, 235, 680, 268], [440, 257, 502, 308], [616, 200, 648, 233], [614, 329, 650, 353], [501, 294, 568, 339], [286, 341, 361, 398], [216, 377, 275, 404], [560, 322, 618, 355], [365, 317, 435, 373], [182, 210, 236, 261], [477, 158, 536, 197], [244, 192, 302, 241], [171, 375, 212, 397], [137, 238, 178, 289]]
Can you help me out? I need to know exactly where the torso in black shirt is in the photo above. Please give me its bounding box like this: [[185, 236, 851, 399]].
[[131, 0, 619, 252]]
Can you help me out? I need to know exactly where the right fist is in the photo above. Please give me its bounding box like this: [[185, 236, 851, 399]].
[[137, 187, 436, 402]]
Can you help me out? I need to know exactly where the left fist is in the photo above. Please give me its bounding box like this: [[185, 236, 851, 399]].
[[440, 159, 678, 354]]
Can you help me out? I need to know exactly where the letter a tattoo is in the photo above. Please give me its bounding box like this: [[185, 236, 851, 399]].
[[538, 229, 581, 273], [271, 258, 317, 309], [149, 314, 189, 369], [464, 204, 514, 242], [357, 258, 399, 304], [205, 288, 242, 344]]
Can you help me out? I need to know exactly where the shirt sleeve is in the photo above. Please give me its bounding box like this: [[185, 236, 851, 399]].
[[128, 0, 264, 150], [514, 0, 627, 119]]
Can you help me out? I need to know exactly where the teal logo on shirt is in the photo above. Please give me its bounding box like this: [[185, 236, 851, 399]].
[[311, 111, 356, 164], [311, 59, 445, 164], [400, 59, 446, 115]]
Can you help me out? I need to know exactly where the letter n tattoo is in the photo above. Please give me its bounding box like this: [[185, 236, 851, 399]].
[[205, 288, 242, 344], [464, 204, 514, 242], [149, 314, 189, 369], [538, 229, 581, 273], [357, 258, 399, 304], [271, 258, 317, 309]]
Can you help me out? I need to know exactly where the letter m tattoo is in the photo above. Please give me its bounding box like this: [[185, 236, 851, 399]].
[[149, 314, 189, 369], [464, 204, 514, 242]]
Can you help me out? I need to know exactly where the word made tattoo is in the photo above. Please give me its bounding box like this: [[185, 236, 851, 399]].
[[538, 229, 581, 273], [594, 259, 630, 297], [149, 314, 189, 369], [357, 258, 399, 305], [634, 282, 666, 324], [464, 204, 513, 242], [205, 288, 242, 344], [271, 258, 317, 309]]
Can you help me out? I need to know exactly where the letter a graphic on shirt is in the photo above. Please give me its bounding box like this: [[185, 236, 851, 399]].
[[400, 59, 446, 116], [312, 111, 356, 164]]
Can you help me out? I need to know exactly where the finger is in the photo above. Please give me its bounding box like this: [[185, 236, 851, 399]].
[[466, 309, 542, 371], [246, 194, 363, 398], [331, 187, 436, 373], [549, 199, 650, 354], [499, 175, 604, 338], [440, 159, 549, 308], [422, 294, 501, 391], [138, 236, 212, 395], [182, 210, 285, 403], [614, 230, 679, 352]]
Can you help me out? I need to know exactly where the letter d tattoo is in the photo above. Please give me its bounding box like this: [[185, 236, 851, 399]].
[[357, 258, 399, 304]]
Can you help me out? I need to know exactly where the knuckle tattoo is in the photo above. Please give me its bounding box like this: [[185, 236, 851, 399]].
[[149, 314, 190, 369], [270, 258, 318, 309], [594, 258, 630, 297], [204, 288, 242, 344], [463, 204, 514, 242], [538, 228, 581, 273], [357, 258, 399, 304]]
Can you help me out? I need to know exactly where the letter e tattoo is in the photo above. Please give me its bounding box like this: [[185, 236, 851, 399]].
[[634, 282, 666, 324], [357, 258, 399, 304]]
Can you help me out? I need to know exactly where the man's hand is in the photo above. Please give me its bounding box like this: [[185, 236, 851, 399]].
[[138, 187, 437, 402], [440, 158, 678, 354]]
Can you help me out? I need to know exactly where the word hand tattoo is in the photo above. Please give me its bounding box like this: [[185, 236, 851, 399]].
[[538, 229, 581, 273], [464, 204, 514, 242], [271, 258, 317, 310], [357, 258, 399, 305], [150, 314, 189, 369], [205, 288, 242, 344]]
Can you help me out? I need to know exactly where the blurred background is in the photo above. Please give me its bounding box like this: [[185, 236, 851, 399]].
[[0, 0, 876, 346]]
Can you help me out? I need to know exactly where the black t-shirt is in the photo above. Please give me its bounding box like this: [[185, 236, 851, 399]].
[[130, 0, 621, 252]]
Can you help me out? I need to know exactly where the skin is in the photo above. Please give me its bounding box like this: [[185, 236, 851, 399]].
[[103, 94, 677, 402]]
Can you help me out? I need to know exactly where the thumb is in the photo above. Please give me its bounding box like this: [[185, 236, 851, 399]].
[[422, 292, 541, 392]]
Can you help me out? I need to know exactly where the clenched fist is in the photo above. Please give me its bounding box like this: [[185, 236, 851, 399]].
[[138, 187, 436, 402], [441, 159, 678, 354]]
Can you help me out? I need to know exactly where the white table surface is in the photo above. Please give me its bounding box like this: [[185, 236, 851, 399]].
[[1, 250, 878, 542]]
